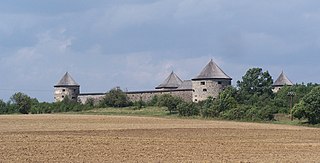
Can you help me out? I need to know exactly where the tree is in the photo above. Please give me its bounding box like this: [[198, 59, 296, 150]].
[[293, 86, 320, 124], [177, 101, 199, 116], [200, 87, 237, 118], [10, 92, 32, 114], [237, 68, 274, 105], [157, 94, 182, 114], [0, 99, 7, 114], [101, 87, 131, 107]]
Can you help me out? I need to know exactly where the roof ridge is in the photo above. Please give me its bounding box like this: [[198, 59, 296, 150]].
[[156, 71, 183, 89], [273, 71, 293, 86], [192, 59, 232, 80], [55, 72, 79, 87]]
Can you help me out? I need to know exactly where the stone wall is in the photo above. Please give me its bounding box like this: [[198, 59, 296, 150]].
[[78, 93, 105, 104], [78, 89, 193, 104], [192, 79, 231, 102], [126, 89, 193, 102], [54, 86, 80, 102]]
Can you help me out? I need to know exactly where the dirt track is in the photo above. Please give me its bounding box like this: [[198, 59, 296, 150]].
[[0, 114, 319, 162]]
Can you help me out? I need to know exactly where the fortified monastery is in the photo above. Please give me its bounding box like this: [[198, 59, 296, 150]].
[[54, 59, 293, 104]]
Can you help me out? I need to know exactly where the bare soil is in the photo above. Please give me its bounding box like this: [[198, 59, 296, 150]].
[[0, 114, 320, 162]]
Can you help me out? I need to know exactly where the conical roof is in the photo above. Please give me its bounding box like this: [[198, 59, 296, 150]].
[[55, 72, 79, 87], [156, 71, 183, 89], [177, 80, 192, 89], [193, 59, 232, 80], [273, 71, 293, 86]]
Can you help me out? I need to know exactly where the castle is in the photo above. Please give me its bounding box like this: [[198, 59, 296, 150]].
[[54, 59, 293, 104]]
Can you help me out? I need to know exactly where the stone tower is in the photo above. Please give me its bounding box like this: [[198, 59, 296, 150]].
[[192, 59, 232, 102], [54, 72, 80, 102], [272, 71, 293, 93]]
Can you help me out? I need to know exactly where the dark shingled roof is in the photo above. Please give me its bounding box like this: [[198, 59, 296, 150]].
[[177, 80, 192, 90], [193, 59, 232, 80], [156, 71, 183, 89], [273, 71, 293, 86], [55, 72, 79, 87]]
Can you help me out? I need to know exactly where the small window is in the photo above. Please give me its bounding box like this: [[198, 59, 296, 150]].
[[192, 89, 195, 92], [203, 89, 207, 92], [74, 89, 77, 92], [62, 89, 66, 92], [62, 95, 65, 98], [195, 99, 198, 102], [195, 95, 197, 97], [201, 82, 205, 85], [72, 97, 75, 99], [218, 81, 222, 84]]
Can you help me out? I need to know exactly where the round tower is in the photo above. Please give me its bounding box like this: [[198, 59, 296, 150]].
[[192, 59, 232, 102], [54, 72, 80, 102], [272, 71, 293, 93]]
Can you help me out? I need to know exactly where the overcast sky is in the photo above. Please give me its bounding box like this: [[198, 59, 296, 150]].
[[1, 0, 320, 102]]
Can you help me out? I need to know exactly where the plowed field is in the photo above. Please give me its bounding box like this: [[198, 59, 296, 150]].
[[0, 114, 320, 162]]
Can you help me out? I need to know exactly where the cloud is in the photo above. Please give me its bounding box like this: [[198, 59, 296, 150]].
[[2, 0, 320, 102]]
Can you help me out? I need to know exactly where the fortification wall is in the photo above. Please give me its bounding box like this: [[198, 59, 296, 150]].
[[127, 89, 193, 102], [78, 93, 105, 104], [77, 89, 193, 104]]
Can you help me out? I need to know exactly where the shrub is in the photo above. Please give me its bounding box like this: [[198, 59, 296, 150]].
[[293, 86, 320, 124], [100, 88, 132, 107], [157, 94, 183, 114], [177, 102, 200, 116]]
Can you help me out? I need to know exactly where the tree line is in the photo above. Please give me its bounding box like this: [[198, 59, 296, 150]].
[[1, 67, 320, 124]]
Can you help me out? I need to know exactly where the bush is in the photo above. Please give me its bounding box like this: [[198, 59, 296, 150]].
[[177, 102, 200, 116], [100, 88, 132, 108], [222, 106, 248, 120], [293, 86, 320, 124], [157, 94, 183, 114], [245, 106, 275, 121], [133, 97, 146, 110], [10, 92, 33, 114]]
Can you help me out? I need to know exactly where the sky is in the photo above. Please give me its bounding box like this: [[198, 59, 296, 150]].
[[1, 0, 320, 102]]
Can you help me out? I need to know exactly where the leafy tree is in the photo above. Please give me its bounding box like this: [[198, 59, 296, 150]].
[[177, 101, 199, 116], [293, 86, 320, 124], [101, 88, 131, 107], [273, 84, 318, 113], [147, 95, 159, 106], [0, 99, 7, 114], [157, 94, 182, 114], [201, 87, 237, 118], [237, 68, 273, 105], [10, 92, 33, 114]]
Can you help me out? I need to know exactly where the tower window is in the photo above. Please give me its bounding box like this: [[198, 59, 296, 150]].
[[74, 89, 77, 92], [62, 89, 66, 92], [62, 95, 65, 98], [200, 82, 205, 85], [203, 89, 207, 92], [218, 81, 222, 84], [195, 99, 198, 102], [192, 89, 195, 92]]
